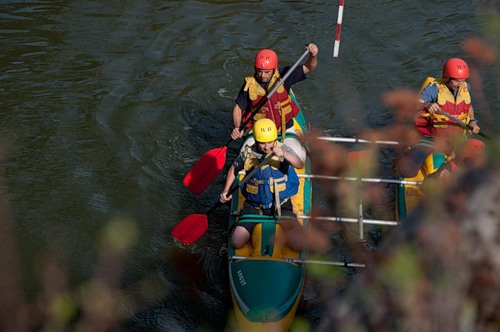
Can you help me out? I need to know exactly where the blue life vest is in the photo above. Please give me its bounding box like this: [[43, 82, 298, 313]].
[[242, 152, 299, 209]]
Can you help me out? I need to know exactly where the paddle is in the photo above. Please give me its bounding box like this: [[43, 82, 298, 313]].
[[183, 48, 311, 195], [437, 109, 490, 140], [172, 153, 275, 245]]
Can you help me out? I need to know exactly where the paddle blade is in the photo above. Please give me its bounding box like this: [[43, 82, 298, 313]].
[[183, 146, 228, 195], [171, 214, 209, 245]]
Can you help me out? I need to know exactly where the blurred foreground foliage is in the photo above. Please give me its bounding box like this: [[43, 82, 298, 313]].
[[304, 15, 500, 332]]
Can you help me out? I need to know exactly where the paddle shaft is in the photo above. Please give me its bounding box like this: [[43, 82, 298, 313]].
[[437, 109, 490, 140], [222, 49, 311, 148], [205, 153, 275, 215]]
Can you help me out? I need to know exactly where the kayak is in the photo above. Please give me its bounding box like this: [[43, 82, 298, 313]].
[[227, 92, 312, 331]]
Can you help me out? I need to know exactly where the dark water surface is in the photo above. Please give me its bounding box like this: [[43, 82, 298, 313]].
[[1, 0, 497, 330]]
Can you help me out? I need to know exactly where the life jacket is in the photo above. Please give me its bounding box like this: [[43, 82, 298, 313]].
[[242, 70, 300, 131], [414, 77, 471, 137], [395, 138, 451, 220], [241, 143, 299, 209]]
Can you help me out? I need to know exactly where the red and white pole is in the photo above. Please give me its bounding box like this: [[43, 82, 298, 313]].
[[333, 0, 344, 58]]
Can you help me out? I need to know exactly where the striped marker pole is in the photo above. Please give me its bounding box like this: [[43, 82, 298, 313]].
[[333, 0, 344, 58]]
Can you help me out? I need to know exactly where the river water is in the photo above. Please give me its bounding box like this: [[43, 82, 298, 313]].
[[1, 0, 498, 331]]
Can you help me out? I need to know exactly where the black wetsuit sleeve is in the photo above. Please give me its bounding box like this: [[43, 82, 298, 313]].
[[280, 65, 306, 92]]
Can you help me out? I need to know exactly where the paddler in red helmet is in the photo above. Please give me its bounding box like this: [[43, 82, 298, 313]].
[[230, 44, 319, 162], [415, 57, 480, 138]]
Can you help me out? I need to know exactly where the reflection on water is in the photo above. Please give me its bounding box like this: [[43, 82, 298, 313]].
[[0, 0, 496, 330]]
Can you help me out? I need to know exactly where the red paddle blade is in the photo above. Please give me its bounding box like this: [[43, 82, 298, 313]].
[[171, 214, 209, 245], [183, 146, 228, 195]]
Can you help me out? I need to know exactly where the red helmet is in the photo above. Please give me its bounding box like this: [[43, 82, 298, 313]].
[[442, 58, 470, 81], [254, 49, 278, 70]]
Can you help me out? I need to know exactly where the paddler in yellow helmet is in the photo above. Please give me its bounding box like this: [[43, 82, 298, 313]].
[[220, 118, 305, 251]]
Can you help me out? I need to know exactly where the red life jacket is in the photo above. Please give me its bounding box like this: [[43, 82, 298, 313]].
[[414, 77, 471, 137], [242, 71, 300, 130]]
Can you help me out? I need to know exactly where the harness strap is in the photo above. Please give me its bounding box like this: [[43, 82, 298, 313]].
[[268, 175, 286, 183], [280, 109, 286, 142], [252, 197, 290, 210], [274, 180, 282, 217], [248, 179, 265, 185]]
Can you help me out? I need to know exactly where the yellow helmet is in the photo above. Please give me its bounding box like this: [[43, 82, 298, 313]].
[[253, 118, 277, 143]]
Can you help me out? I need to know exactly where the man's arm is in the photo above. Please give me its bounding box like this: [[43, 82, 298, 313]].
[[231, 103, 244, 139], [419, 84, 440, 114], [302, 43, 319, 74], [220, 165, 237, 203], [273, 144, 304, 169], [468, 105, 480, 134]]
